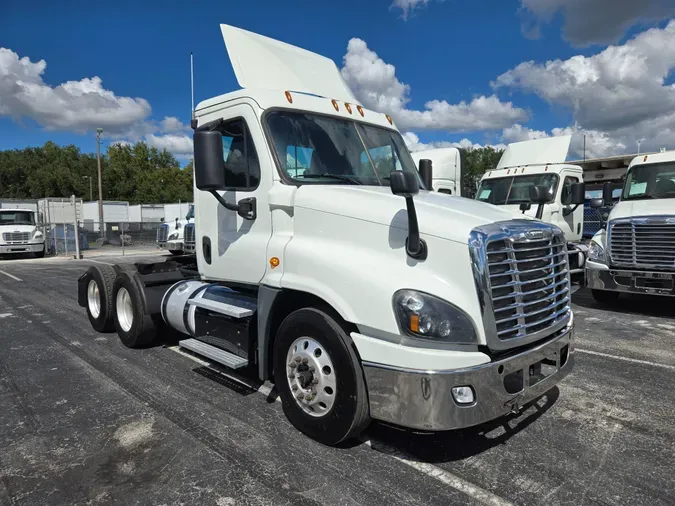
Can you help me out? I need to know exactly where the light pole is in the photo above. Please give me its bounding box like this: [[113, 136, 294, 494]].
[[83, 176, 93, 201], [637, 138, 646, 155], [96, 128, 105, 239]]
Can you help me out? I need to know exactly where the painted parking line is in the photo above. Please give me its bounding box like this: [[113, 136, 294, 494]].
[[576, 348, 675, 371], [0, 270, 23, 281]]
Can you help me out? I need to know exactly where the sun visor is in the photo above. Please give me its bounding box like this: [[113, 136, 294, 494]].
[[220, 24, 359, 104], [496, 135, 572, 170]]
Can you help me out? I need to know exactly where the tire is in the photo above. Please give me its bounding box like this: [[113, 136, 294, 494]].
[[169, 250, 183, 256], [592, 289, 620, 304], [33, 246, 45, 259], [273, 307, 370, 446], [112, 271, 156, 348], [82, 265, 117, 332]]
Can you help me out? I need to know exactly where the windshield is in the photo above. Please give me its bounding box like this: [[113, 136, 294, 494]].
[[265, 111, 422, 186], [476, 174, 559, 205], [0, 211, 35, 225], [622, 162, 675, 200]]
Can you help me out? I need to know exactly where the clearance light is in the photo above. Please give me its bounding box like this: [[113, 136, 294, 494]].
[[331, 99, 339, 111], [285, 91, 293, 103], [507, 169, 511, 174], [357, 105, 364, 117], [270, 257, 280, 268], [345, 103, 353, 114], [385, 114, 393, 125], [644, 155, 648, 162]]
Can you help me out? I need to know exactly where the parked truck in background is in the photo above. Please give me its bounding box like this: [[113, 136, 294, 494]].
[[78, 24, 574, 446], [0, 208, 45, 258], [586, 151, 675, 303], [156, 204, 196, 255], [411, 147, 465, 196], [474, 136, 588, 280]]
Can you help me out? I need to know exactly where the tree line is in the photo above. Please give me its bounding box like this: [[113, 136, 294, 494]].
[[0, 140, 503, 202], [0, 141, 194, 204]]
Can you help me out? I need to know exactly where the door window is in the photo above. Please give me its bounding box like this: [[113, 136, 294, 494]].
[[561, 176, 579, 205], [219, 119, 260, 190]]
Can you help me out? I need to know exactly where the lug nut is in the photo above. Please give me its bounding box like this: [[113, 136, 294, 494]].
[[289, 362, 297, 369], [305, 395, 313, 401], [292, 385, 298, 391], [297, 393, 304, 400], [302, 357, 309, 364], [311, 378, 319, 385], [288, 373, 295, 379], [295, 357, 302, 363], [308, 366, 315, 372]]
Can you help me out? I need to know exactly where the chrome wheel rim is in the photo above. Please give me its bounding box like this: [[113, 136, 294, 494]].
[[116, 287, 134, 332], [286, 337, 336, 417], [87, 280, 101, 319]]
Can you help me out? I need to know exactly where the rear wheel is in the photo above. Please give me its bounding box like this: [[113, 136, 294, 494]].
[[82, 265, 116, 332], [273, 307, 370, 446], [591, 289, 620, 305], [112, 271, 156, 348]]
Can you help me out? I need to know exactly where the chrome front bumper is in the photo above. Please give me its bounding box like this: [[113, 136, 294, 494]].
[[363, 326, 574, 431], [586, 265, 675, 297], [0, 242, 44, 254], [158, 240, 183, 251]]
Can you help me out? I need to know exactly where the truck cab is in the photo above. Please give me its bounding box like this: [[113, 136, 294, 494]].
[[475, 136, 587, 276], [411, 148, 464, 196], [78, 24, 575, 446], [0, 208, 45, 258], [586, 151, 675, 302], [157, 204, 195, 255]]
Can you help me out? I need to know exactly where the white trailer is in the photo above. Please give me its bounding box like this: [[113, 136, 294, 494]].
[[81, 201, 130, 230], [411, 147, 464, 196], [78, 24, 575, 446], [128, 204, 165, 223], [586, 151, 675, 302]]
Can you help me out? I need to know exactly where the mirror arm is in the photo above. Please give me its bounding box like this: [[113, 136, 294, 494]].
[[562, 203, 581, 217], [535, 203, 545, 220], [404, 197, 427, 260], [209, 190, 257, 220]]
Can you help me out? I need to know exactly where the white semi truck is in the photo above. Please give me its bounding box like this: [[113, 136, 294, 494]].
[[474, 136, 588, 280], [156, 204, 196, 255], [0, 208, 45, 258], [411, 148, 465, 196], [586, 151, 675, 303], [77, 24, 575, 445]]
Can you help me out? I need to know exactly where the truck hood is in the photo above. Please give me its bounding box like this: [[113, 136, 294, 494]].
[[0, 224, 36, 234], [293, 185, 532, 244], [609, 199, 675, 221]]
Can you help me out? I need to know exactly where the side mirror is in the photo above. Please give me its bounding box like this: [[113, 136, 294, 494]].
[[519, 202, 531, 213], [390, 170, 426, 261], [570, 182, 586, 205], [418, 159, 433, 191], [390, 171, 420, 198], [602, 182, 613, 206], [194, 130, 225, 191], [589, 198, 604, 209], [529, 185, 550, 204]]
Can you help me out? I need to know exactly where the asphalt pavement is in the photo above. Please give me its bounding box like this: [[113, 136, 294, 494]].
[[0, 254, 673, 506]]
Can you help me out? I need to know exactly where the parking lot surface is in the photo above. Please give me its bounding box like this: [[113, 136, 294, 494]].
[[0, 254, 674, 506]]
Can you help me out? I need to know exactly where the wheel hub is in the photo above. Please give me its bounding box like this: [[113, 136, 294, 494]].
[[87, 280, 101, 318], [286, 337, 336, 417]]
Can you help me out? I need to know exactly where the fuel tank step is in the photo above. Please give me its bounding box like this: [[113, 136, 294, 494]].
[[187, 297, 254, 318], [179, 339, 249, 369]]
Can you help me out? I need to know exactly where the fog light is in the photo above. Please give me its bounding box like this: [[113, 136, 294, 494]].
[[451, 386, 475, 405]]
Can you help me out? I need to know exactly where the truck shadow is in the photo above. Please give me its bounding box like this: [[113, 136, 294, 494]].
[[362, 386, 560, 463], [572, 288, 675, 319]]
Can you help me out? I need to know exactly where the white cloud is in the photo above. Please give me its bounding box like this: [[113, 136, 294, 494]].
[[341, 38, 528, 133], [391, 0, 431, 20], [146, 133, 193, 156], [494, 21, 675, 156], [519, 0, 675, 46], [0, 47, 151, 134], [403, 132, 507, 152]]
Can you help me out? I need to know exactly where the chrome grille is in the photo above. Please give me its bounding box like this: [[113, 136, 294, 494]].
[[156, 224, 169, 243], [470, 221, 572, 351], [609, 217, 675, 270], [2, 232, 30, 242], [184, 223, 195, 244]]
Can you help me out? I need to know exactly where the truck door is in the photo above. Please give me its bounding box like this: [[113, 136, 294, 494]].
[[556, 174, 583, 241], [195, 103, 272, 285]]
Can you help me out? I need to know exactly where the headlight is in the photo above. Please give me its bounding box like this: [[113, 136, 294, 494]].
[[33, 230, 43, 238], [168, 232, 179, 240], [588, 240, 605, 263], [393, 290, 477, 344]]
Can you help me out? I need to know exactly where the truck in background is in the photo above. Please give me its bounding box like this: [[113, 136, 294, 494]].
[[0, 208, 45, 257], [411, 148, 465, 196], [474, 136, 588, 280], [156, 204, 195, 255], [586, 151, 675, 303], [78, 24, 574, 446]]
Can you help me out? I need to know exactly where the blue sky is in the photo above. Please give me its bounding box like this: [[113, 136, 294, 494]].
[[1, 0, 675, 162]]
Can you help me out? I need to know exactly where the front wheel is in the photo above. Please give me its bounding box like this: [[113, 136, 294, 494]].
[[592, 289, 620, 305], [33, 246, 45, 258], [273, 308, 370, 446]]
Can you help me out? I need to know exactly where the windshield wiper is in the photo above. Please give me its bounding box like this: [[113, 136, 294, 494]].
[[297, 173, 362, 185]]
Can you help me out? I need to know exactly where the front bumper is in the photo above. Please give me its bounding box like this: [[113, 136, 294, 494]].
[[586, 263, 675, 297], [0, 242, 44, 254], [158, 240, 183, 251], [363, 325, 574, 431]]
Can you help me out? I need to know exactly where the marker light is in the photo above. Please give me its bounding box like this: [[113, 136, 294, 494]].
[[331, 99, 339, 111], [451, 386, 475, 405], [270, 257, 280, 268], [285, 91, 293, 103], [345, 103, 353, 114], [385, 114, 393, 125], [357, 105, 364, 117]]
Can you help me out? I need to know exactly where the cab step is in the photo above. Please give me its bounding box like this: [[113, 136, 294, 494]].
[[179, 338, 249, 369]]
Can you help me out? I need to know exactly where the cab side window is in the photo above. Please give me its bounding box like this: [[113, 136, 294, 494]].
[[220, 119, 260, 190], [561, 176, 579, 205]]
